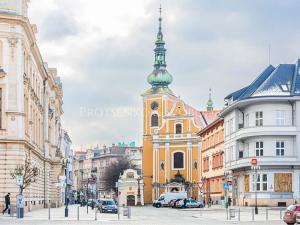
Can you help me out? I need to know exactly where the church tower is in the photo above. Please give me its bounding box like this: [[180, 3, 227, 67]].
[[142, 8, 218, 204]]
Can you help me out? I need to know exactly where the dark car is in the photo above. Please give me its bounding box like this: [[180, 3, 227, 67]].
[[98, 199, 118, 214], [283, 204, 300, 225]]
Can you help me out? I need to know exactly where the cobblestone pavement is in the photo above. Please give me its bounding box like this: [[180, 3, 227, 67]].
[[0, 205, 286, 225]]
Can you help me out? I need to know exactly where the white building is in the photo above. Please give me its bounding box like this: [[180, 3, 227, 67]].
[[220, 62, 300, 207], [118, 169, 144, 206]]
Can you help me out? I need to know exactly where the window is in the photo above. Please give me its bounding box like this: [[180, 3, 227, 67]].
[[151, 114, 158, 127], [276, 111, 285, 126], [245, 114, 249, 128], [230, 118, 234, 134], [276, 141, 285, 156], [255, 111, 263, 126], [239, 151, 244, 159], [126, 172, 134, 179], [173, 152, 184, 169], [175, 123, 182, 134], [256, 142, 263, 156], [252, 174, 268, 191]]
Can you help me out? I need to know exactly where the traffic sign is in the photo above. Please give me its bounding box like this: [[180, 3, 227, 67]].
[[223, 182, 229, 190], [227, 180, 232, 186], [88, 178, 96, 184], [251, 158, 257, 166], [197, 181, 204, 189]]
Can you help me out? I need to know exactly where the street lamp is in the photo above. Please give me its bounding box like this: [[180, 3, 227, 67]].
[[251, 158, 260, 215], [137, 176, 142, 206], [62, 158, 69, 217]]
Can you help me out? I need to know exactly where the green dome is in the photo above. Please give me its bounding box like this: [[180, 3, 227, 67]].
[[147, 68, 173, 87]]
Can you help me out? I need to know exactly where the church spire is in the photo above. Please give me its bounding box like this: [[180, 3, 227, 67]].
[[147, 6, 173, 88], [207, 88, 214, 111], [154, 5, 167, 69]]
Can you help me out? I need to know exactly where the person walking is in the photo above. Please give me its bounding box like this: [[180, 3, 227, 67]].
[[2, 193, 11, 214]]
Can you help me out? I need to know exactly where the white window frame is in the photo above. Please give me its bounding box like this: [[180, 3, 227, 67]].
[[276, 110, 285, 126], [251, 173, 268, 192], [276, 141, 285, 156], [255, 111, 263, 127], [255, 141, 264, 156], [171, 151, 185, 170]]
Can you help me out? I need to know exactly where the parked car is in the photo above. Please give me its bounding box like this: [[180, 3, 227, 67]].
[[175, 198, 204, 209], [98, 199, 118, 214], [87, 199, 97, 207], [170, 199, 183, 208], [153, 192, 187, 208], [283, 204, 300, 225]]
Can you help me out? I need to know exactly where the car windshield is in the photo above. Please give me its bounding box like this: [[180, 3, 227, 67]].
[[102, 200, 115, 205], [287, 205, 296, 211]]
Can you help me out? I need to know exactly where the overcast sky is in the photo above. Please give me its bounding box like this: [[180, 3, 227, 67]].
[[29, 0, 300, 151]]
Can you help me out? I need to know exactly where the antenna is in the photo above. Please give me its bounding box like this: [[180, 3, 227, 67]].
[[268, 45, 271, 65]]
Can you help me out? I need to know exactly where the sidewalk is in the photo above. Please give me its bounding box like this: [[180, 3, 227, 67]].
[[0, 204, 135, 222], [188, 205, 284, 222]]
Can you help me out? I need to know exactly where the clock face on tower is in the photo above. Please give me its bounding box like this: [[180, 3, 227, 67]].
[[151, 101, 159, 110]]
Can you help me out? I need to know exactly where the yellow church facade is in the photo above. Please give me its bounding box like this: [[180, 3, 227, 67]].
[[142, 10, 218, 204]]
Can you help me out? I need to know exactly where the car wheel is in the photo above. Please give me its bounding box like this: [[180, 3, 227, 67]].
[[156, 203, 161, 208]]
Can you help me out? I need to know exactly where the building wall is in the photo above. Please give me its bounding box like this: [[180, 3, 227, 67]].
[[143, 94, 203, 204], [223, 99, 300, 207], [199, 119, 225, 204], [0, 2, 66, 211]]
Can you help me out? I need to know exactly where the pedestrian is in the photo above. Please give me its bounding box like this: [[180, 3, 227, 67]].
[[2, 193, 10, 215], [208, 196, 212, 208], [228, 197, 232, 207]]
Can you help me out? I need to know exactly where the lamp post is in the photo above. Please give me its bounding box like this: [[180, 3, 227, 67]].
[[137, 176, 142, 206], [62, 158, 69, 217], [251, 158, 260, 215]]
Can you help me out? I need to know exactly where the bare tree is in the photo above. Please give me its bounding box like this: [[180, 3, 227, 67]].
[[10, 156, 39, 195], [102, 157, 135, 192]]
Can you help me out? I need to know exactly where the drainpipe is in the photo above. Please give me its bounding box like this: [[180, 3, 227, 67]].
[[43, 77, 48, 208]]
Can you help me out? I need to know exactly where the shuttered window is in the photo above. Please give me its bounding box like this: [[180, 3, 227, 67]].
[[244, 175, 249, 192], [274, 173, 292, 192]]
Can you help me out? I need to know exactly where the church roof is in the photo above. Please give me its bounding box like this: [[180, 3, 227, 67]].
[[225, 60, 300, 102], [142, 86, 176, 96], [185, 104, 220, 128]]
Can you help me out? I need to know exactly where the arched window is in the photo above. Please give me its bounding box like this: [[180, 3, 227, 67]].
[[175, 123, 182, 134], [173, 152, 184, 169], [151, 114, 158, 127]]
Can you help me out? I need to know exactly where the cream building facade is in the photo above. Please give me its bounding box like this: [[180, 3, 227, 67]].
[[0, 0, 68, 211], [118, 169, 144, 206]]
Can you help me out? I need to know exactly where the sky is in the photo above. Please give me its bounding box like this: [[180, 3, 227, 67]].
[[28, 0, 300, 151]]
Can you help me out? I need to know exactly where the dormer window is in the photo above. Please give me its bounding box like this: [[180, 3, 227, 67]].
[[151, 114, 158, 127]]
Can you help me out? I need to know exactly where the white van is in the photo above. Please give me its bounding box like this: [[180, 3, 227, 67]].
[[153, 192, 187, 208]]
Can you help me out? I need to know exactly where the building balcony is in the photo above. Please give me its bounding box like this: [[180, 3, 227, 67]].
[[228, 126, 297, 141], [225, 156, 299, 170]]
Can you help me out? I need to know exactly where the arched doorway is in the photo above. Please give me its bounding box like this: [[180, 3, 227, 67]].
[[127, 195, 135, 206]]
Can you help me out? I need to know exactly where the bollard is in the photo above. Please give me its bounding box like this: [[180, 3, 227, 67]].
[[128, 206, 131, 219], [48, 206, 50, 220], [10, 205, 13, 217], [94, 208, 97, 221], [238, 208, 240, 221], [77, 205, 80, 221], [280, 209, 282, 219], [266, 208, 268, 221], [252, 208, 254, 221], [226, 207, 228, 220]]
